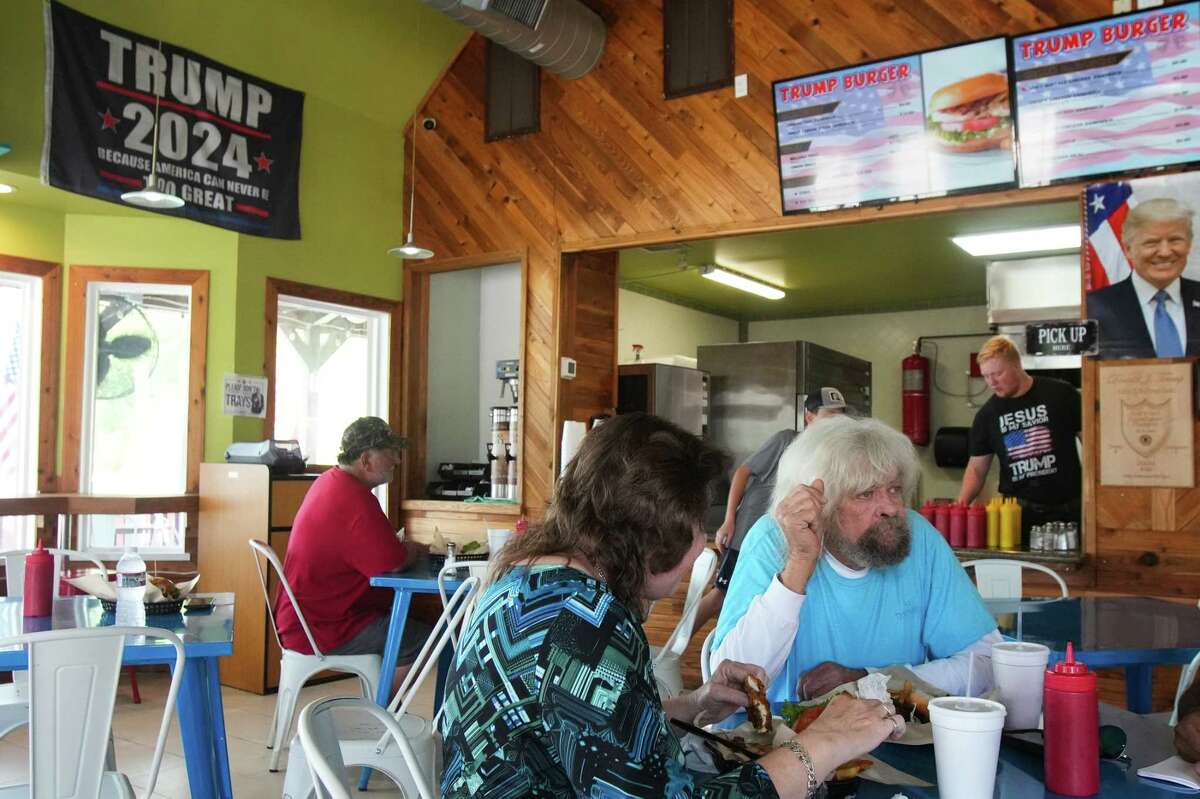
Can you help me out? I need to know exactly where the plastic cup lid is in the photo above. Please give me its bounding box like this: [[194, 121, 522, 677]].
[[991, 641, 1050, 665], [929, 697, 1006, 731]]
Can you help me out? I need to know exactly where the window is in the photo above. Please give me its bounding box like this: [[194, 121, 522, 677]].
[[0, 273, 43, 551], [265, 279, 399, 512], [64, 267, 208, 559]]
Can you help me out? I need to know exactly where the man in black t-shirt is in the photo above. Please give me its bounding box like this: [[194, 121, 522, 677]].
[[957, 337, 1081, 531]]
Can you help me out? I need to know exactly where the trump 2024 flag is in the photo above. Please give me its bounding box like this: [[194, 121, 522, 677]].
[[41, 1, 304, 239]]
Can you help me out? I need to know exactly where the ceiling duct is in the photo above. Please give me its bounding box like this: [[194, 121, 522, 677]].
[[423, 0, 606, 79]]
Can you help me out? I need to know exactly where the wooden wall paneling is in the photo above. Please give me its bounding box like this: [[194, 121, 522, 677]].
[[404, 0, 1117, 547], [0, 254, 62, 493]]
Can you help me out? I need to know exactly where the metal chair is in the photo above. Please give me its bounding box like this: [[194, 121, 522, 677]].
[[1169, 597, 1200, 727], [283, 576, 481, 799], [651, 548, 717, 696], [248, 539, 382, 772], [961, 558, 1069, 600], [700, 628, 715, 684], [0, 625, 184, 799], [0, 548, 114, 738]]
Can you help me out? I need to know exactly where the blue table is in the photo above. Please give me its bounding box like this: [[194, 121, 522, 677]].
[[987, 596, 1200, 713], [719, 702, 1179, 797], [856, 703, 1179, 797], [0, 594, 235, 799]]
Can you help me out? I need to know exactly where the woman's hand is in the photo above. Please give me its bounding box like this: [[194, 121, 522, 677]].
[[683, 659, 769, 727], [714, 519, 734, 554], [797, 694, 905, 778]]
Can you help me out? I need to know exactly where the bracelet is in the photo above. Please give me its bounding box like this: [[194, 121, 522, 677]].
[[779, 739, 819, 799]]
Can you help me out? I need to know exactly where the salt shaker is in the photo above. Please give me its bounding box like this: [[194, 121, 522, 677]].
[[445, 541, 457, 566]]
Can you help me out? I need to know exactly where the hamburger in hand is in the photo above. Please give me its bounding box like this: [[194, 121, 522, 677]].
[[926, 72, 1011, 153]]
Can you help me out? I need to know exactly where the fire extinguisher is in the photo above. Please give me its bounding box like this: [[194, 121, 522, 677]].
[[902, 342, 930, 445]]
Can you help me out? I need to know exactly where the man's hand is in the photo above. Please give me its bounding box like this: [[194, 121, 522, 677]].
[[714, 519, 734, 555], [797, 661, 868, 701], [774, 479, 825, 592], [1178, 709, 1200, 762]]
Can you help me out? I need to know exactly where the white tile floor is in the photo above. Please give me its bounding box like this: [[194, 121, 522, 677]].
[[0, 670, 436, 798]]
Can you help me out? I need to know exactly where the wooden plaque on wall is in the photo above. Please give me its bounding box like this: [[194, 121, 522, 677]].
[[1099, 361, 1194, 488]]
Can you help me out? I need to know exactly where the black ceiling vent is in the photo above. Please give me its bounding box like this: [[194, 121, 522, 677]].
[[486, 39, 541, 141], [486, 0, 548, 29], [663, 0, 733, 99]]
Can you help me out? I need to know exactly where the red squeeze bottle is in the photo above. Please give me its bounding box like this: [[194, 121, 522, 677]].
[[23, 540, 54, 618], [933, 502, 951, 541], [919, 500, 937, 526], [966, 503, 987, 548], [948, 502, 967, 548], [1043, 642, 1099, 796]]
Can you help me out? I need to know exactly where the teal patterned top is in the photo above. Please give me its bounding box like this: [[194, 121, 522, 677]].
[[439, 565, 779, 798]]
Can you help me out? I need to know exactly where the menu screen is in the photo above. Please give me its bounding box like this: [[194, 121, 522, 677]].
[[1014, 3, 1200, 187], [773, 38, 1015, 214]]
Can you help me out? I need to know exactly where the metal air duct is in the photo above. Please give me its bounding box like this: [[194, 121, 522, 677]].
[[422, 0, 606, 79]]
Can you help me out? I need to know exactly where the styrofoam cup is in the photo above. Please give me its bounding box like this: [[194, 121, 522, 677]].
[[991, 641, 1050, 730], [487, 528, 512, 557], [929, 697, 1006, 799]]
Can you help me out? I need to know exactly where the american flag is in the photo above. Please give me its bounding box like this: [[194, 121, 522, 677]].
[[1003, 425, 1053, 459], [1084, 181, 1135, 291]]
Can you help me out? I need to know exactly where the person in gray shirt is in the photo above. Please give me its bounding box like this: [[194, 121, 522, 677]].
[[694, 387, 847, 628]]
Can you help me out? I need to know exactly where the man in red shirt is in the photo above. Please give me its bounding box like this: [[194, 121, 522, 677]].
[[274, 417, 426, 664]]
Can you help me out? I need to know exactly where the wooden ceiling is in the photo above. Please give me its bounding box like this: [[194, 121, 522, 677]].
[[407, 0, 1118, 510]]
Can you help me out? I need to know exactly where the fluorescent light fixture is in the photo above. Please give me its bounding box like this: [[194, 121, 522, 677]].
[[951, 224, 1080, 257], [0, 183, 15, 194], [121, 173, 184, 209], [700, 265, 785, 300]]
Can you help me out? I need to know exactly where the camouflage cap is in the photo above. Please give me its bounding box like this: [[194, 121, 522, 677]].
[[338, 416, 407, 463]]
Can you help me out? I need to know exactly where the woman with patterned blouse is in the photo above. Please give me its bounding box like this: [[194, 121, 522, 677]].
[[439, 413, 904, 798]]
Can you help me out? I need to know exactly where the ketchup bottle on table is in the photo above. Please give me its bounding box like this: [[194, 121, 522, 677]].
[[966, 503, 987, 548], [23, 539, 53, 617], [948, 502, 967, 548], [933, 502, 951, 541], [1043, 642, 1099, 796]]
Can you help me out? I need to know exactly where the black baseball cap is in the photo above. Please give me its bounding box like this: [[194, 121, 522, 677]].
[[804, 387, 848, 414]]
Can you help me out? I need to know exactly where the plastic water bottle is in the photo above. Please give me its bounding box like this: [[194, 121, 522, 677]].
[[115, 546, 147, 626]]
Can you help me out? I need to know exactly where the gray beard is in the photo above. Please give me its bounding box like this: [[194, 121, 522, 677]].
[[826, 514, 912, 569]]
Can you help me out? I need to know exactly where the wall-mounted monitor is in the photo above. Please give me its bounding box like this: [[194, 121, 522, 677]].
[[773, 38, 1016, 214], [1014, 3, 1200, 187]]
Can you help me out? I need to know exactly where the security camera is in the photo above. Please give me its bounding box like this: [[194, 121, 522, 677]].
[[422, 117, 437, 131]]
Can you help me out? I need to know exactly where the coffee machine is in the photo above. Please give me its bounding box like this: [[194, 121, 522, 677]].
[[489, 360, 519, 500]]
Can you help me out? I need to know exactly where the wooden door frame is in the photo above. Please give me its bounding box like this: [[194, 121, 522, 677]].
[[398, 250, 528, 506], [262, 277, 403, 520], [61, 265, 209, 495], [0, 254, 62, 493]]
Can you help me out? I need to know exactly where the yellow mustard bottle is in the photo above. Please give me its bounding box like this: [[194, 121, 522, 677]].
[[1011, 499, 1022, 549], [986, 496, 1001, 549], [999, 497, 1018, 550]]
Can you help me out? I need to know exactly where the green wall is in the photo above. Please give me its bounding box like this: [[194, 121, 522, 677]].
[[0, 0, 467, 465]]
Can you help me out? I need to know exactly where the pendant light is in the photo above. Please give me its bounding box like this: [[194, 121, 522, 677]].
[[387, 116, 434, 260], [388, 6, 433, 260], [121, 42, 184, 210]]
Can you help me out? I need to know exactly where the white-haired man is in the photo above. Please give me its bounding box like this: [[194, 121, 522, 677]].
[[1087, 196, 1200, 359], [711, 416, 1001, 704]]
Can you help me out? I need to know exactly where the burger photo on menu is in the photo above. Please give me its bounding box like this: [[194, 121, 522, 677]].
[[918, 38, 1016, 194], [926, 73, 1011, 153]]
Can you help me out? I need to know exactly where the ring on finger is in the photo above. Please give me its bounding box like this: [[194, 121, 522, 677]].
[[890, 715, 903, 734]]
